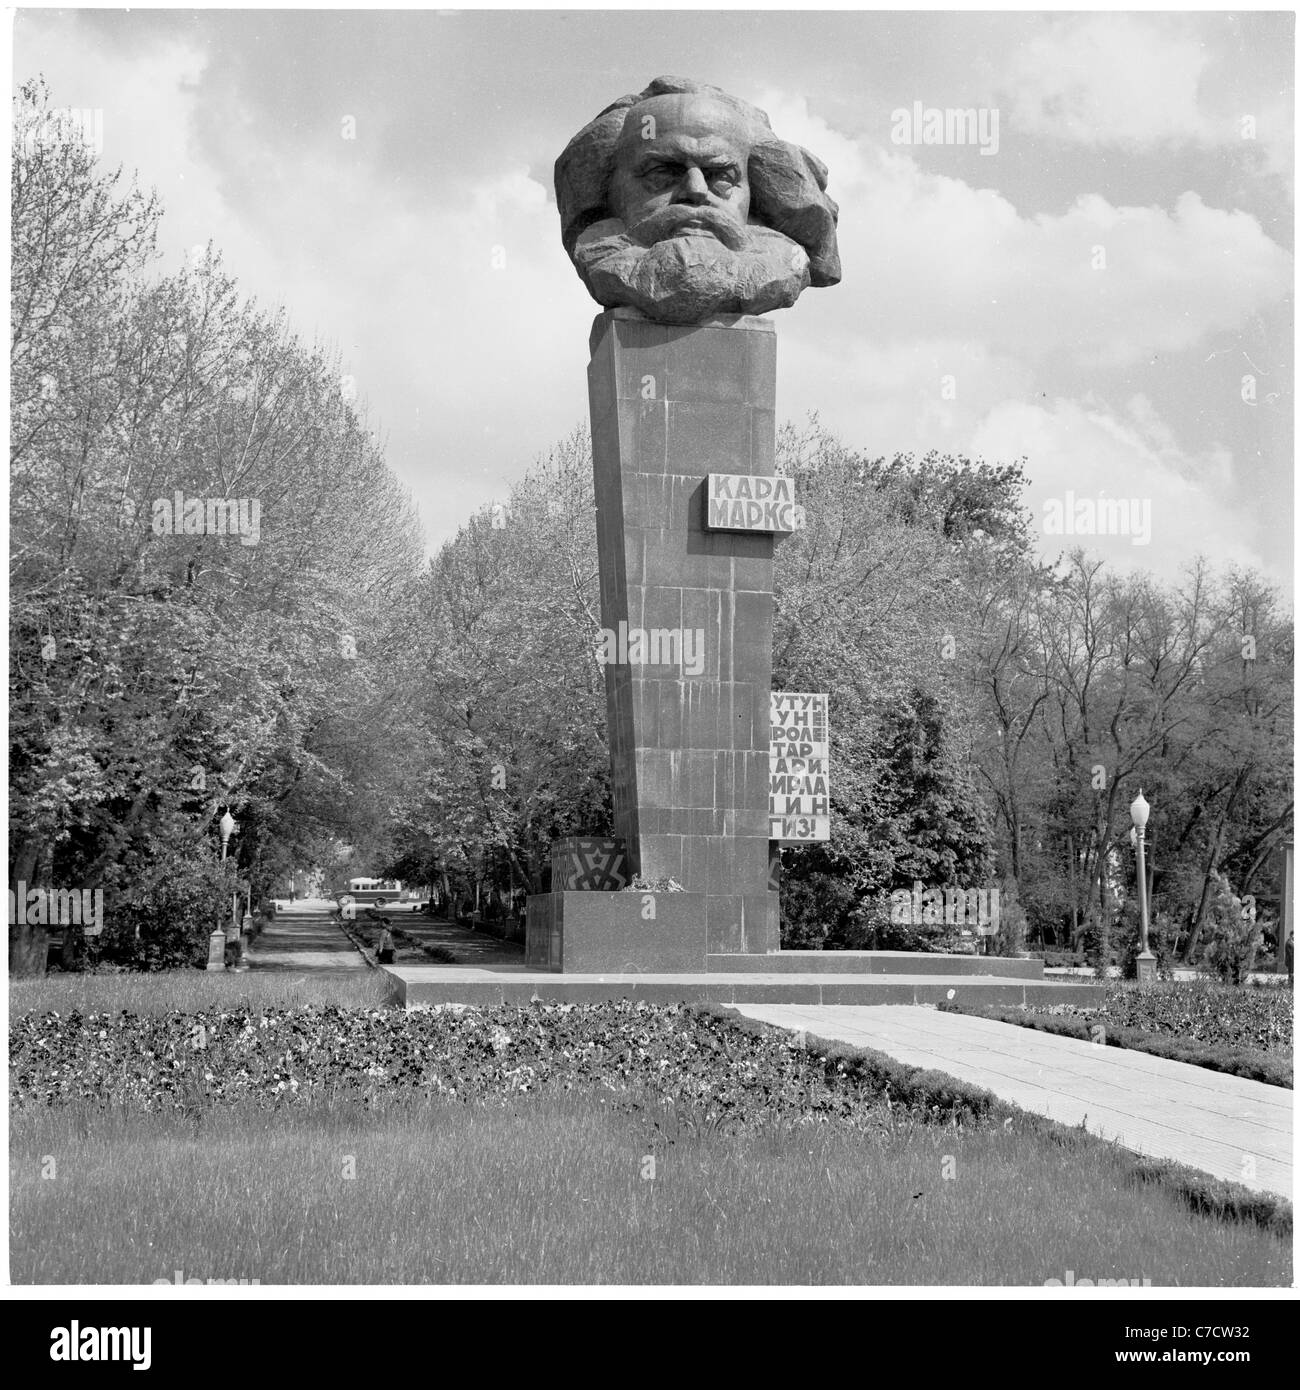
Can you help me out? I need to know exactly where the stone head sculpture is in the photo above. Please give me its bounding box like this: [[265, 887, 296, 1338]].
[[556, 76, 841, 325]]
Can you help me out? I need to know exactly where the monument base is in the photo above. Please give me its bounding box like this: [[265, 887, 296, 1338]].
[[525, 889, 778, 972]]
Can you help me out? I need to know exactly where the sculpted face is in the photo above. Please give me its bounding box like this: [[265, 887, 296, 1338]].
[[556, 77, 840, 324], [610, 95, 755, 249]]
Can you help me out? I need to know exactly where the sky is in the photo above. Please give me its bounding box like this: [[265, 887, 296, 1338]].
[[11, 7, 1295, 592]]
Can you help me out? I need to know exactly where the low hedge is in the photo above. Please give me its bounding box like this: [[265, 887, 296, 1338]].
[[1034, 950, 1087, 969], [702, 1004, 1291, 1237], [938, 1001, 1291, 1088]]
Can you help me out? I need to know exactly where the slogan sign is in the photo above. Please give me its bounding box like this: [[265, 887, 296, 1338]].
[[706, 474, 802, 533], [769, 691, 830, 841]]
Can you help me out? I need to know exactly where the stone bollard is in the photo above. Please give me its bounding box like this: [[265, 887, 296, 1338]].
[[206, 929, 227, 971]]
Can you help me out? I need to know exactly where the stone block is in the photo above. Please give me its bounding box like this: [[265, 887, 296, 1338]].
[[622, 475, 673, 529], [745, 332, 778, 407], [736, 838, 773, 894], [705, 893, 747, 955], [614, 335, 666, 404], [666, 326, 751, 404], [743, 891, 781, 953], [680, 834, 709, 891], [524, 891, 708, 973], [738, 749, 770, 804], [732, 533, 775, 592], [679, 682, 721, 748], [750, 409, 777, 471], [587, 344, 617, 429], [525, 893, 559, 970], [619, 397, 667, 475], [733, 589, 775, 666], [639, 834, 684, 885], [731, 801, 770, 837], [665, 400, 752, 475], [640, 526, 724, 590]]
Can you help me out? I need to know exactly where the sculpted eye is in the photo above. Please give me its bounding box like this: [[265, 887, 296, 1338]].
[[641, 163, 680, 187]]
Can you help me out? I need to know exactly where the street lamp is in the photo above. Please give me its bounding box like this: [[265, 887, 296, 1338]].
[[207, 807, 235, 972], [207, 809, 241, 971], [1130, 789, 1155, 984], [219, 809, 240, 929]]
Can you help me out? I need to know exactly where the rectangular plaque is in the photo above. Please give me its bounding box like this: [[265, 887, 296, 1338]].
[[769, 691, 830, 841], [706, 474, 801, 533]]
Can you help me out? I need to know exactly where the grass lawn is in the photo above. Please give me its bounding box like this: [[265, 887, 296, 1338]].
[[9, 967, 398, 1016], [9, 970, 1292, 1286], [11, 1091, 1290, 1286]]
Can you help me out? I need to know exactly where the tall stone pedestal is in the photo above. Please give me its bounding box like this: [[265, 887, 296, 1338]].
[[527, 309, 781, 969]]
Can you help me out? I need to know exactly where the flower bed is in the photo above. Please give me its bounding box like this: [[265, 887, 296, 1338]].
[[9, 999, 989, 1128], [1085, 980, 1292, 1053], [939, 979, 1293, 1088]]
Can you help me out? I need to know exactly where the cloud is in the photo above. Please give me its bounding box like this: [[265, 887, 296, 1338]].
[[1002, 15, 1217, 146], [969, 396, 1262, 578], [760, 92, 1291, 371], [20, 18, 593, 547], [996, 13, 1293, 183], [778, 334, 1035, 460], [18, 14, 1290, 589]]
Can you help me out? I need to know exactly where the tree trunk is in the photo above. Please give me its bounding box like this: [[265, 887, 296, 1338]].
[[9, 922, 49, 976], [9, 835, 48, 975], [1182, 771, 1251, 961], [1066, 831, 1080, 949]]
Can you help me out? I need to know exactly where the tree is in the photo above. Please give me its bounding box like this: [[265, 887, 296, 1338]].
[[1200, 870, 1262, 984], [9, 78, 426, 971]]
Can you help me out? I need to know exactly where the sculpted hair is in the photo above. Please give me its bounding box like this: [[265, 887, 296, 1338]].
[[555, 75, 841, 287]]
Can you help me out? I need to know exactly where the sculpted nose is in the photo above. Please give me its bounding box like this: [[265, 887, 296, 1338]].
[[676, 167, 711, 204]]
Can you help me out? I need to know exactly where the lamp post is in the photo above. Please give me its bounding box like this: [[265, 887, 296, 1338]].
[[1280, 839, 1293, 979], [207, 809, 238, 971], [219, 811, 240, 927], [219, 810, 236, 860], [221, 810, 241, 960], [1130, 790, 1155, 984]]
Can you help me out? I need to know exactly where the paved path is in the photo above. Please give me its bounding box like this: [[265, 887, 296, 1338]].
[[244, 902, 368, 972], [386, 913, 524, 966], [733, 1004, 1293, 1201]]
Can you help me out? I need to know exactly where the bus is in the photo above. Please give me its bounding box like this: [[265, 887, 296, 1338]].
[[340, 877, 405, 906]]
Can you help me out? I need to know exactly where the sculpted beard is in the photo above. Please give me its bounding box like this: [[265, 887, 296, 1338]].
[[574, 208, 812, 323]]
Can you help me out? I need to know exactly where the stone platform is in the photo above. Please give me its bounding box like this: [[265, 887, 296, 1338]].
[[382, 959, 1104, 1009], [706, 950, 1043, 977]]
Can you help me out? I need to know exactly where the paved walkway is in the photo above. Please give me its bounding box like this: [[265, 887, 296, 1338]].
[[244, 901, 368, 972], [733, 1004, 1293, 1201], [387, 913, 524, 966]]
